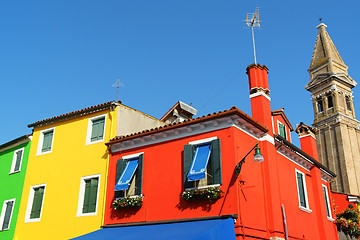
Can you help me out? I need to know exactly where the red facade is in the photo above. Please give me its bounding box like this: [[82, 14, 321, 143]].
[[104, 64, 340, 240]]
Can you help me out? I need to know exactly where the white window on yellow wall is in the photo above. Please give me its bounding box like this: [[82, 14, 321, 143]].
[[86, 114, 107, 145], [76, 174, 101, 217], [25, 184, 46, 223], [36, 127, 55, 156]]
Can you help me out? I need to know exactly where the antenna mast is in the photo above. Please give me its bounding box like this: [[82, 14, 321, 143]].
[[246, 8, 261, 64], [113, 78, 120, 101]]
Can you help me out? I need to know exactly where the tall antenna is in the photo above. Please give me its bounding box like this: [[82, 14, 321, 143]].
[[112, 78, 120, 101], [245, 7, 261, 64]]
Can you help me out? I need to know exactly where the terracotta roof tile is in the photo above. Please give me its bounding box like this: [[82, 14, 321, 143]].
[[28, 100, 122, 128], [106, 106, 269, 145]]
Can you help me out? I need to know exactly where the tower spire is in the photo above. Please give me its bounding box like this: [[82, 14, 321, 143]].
[[308, 23, 348, 77]]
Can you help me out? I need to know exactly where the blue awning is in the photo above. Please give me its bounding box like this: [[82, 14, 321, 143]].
[[115, 159, 138, 191], [187, 144, 211, 181], [71, 218, 236, 240]]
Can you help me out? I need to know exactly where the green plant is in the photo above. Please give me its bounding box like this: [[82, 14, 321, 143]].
[[181, 187, 223, 201], [112, 196, 143, 209], [335, 207, 360, 238]]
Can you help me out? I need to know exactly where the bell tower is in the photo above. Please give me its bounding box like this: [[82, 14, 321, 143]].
[[306, 23, 360, 195]]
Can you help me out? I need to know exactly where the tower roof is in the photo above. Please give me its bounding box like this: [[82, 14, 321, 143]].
[[309, 23, 347, 72]]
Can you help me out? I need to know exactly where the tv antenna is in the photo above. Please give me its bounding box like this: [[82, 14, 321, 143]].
[[245, 7, 261, 64], [112, 78, 121, 101]]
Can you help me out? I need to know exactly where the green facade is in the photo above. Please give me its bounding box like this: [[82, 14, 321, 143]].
[[0, 136, 31, 240]]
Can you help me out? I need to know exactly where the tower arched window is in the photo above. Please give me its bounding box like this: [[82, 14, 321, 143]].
[[317, 100, 324, 113], [346, 96, 352, 111], [327, 95, 333, 108]]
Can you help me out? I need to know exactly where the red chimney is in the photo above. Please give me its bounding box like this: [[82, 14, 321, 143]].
[[246, 64, 273, 133], [295, 122, 319, 160]]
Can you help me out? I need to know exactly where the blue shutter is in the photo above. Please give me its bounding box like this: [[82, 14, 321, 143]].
[[187, 143, 211, 181], [115, 159, 139, 191]]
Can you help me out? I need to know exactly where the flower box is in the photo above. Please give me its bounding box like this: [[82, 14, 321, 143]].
[[112, 196, 143, 209], [181, 187, 223, 201]]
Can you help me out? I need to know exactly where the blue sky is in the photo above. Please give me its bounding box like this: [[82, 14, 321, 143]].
[[1, 1, 359, 147]]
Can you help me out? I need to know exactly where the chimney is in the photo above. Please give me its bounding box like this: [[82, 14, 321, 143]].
[[246, 64, 273, 133], [295, 122, 319, 160]]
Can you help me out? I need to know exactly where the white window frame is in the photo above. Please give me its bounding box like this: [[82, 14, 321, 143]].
[[186, 137, 219, 190], [116, 153, 144, 199], [0, 198, 15, 231], [9, 147, 24, 174], [295, 169, 312, 213], [322, 184, 334, 220], [85, 114, 107, 145], [76, 174, 101, 217], [25, 183, 46, 223], [36, 127, 55, 156]]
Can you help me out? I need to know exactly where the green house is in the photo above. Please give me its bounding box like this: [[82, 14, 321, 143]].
[[0, 135, 31, 240]]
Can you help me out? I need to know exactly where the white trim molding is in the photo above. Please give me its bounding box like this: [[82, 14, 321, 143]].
[[36, 127, 55, 156], [25, 183, 46, 223], [9, 147, 24, 174], [295, 169, 311, 213], [85, 114, 107, 145], [76, 174, 101, 217], [0, 198, 16, 231]]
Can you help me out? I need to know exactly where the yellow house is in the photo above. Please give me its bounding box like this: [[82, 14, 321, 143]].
[[13, 101, 163, 240]]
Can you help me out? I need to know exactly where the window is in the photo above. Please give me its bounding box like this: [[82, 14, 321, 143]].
[[322, 184, 332, 219], [10, 148, 24, 174], [77, 174, 100, 217], [115, 153, 143, 198], [25, 184, 46, 222], [278, 122, 287, 140], [0, 199, 15, 231], [327, 95, 333, 108], [86, 114, 107, 145], [346, 96, 352, 111], [295, 170, 311, 212], [317, 100, 323, 113], [36, 128, 55, 155], [183, 137, 221, 189]]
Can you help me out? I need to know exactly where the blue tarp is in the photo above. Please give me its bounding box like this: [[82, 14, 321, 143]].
[[115, 159, 138, 191], [187, 144, 211, 181], [71, 218, 236, 240]]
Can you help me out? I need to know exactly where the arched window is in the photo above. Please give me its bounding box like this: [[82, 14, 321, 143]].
[[327, 95, 333, 108], [317, 100, 323, 113], [346, 96, 352, 111]]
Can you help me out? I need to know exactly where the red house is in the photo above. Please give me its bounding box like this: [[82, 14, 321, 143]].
[[75, 64, 340, 240]]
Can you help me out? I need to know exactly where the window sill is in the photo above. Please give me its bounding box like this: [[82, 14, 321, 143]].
[[299, 206, 312, 213], [327, 217, 335, 222], [115, 194, 143, 201], [85, 138, 105, 146], [184, 184, 220, 192], [9, 170, 20, 175], [36, 150, 52, 156], [25, 217, 41, 223], [76, 211, 97, 217]]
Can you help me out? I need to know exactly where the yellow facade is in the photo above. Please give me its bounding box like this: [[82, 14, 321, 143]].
[[13, 108, 117, 240]]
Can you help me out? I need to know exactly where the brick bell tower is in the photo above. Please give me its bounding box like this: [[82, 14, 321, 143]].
[[306, 23, 360, 195]]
